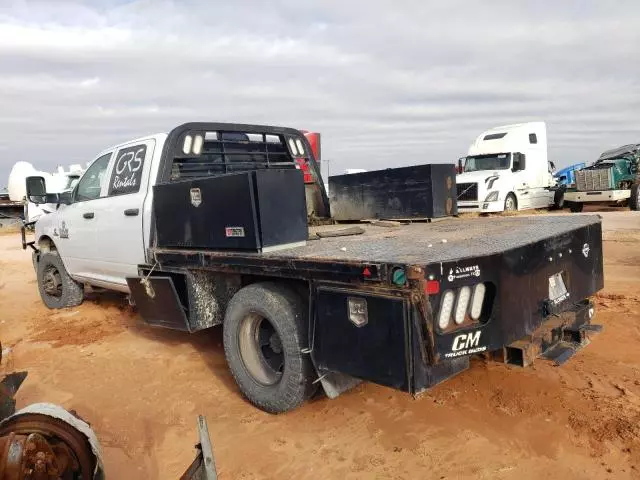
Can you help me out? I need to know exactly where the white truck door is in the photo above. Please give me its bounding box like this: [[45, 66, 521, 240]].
[[86, 139, 156, 289], [55, 152, 113, 278]]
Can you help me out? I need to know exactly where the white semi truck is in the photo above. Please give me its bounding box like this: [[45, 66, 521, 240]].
[[456, 122, 562, 213]]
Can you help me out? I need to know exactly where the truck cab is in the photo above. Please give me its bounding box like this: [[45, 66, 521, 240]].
[[27, 124, 328, 295], [456, 122, 558, 213], [564, 144, 640, 212]]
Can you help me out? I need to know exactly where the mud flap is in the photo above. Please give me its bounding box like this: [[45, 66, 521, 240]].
[[126, 276, 190, 331]]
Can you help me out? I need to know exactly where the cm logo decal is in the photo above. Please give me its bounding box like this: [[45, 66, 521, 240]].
[[452, 331, 481, 351], [444, 331, 486, 359]]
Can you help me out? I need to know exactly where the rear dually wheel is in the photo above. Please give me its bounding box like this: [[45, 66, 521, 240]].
[[223, 282, 316, 414]]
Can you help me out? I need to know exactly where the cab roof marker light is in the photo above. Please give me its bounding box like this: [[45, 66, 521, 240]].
[[438, 290, 455, 330], [470, 283, 486, 320], [204, 131, 218, 141], [454, 286, 471, 325], [192, 135, 204, 155], [182, 135, 193, 155], [295, 138, 305, 156]]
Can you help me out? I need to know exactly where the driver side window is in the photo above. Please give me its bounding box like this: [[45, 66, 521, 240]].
[[75, 153, 112, 202]]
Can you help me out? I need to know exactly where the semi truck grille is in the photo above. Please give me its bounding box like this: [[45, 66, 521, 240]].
[[575, 168, 614, 191], [457, 183, 478, 201]]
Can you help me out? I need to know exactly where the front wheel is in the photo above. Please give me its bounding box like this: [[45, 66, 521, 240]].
[[569, 201, 584, 213], [223, 283, 316, 414], [504, 193, 517, 212], [36, 251, 84, 309], [630, 183, 640, 211]]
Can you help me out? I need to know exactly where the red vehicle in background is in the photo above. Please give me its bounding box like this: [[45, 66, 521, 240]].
[[299, 131, 327, 217]]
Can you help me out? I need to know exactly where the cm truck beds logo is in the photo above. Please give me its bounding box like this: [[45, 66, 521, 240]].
[[444, 331, 486, 358]]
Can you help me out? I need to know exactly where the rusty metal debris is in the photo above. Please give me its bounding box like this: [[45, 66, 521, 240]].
[[180, 416, 217, 480], [0, 372, 27, 422], [0, 407, 103, 480], [0, 367, 103, 480], [0, 344, 213, 479]]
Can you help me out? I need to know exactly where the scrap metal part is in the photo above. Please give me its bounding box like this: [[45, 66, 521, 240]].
[[181, 416, 217, 480], [0, 373, 28, 422], [0, 403, 104, 480]]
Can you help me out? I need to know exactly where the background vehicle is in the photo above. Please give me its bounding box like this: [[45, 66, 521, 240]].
[[555, 162, 586, 188], [456, 122, 562, 213], [23, 122, 604, 414], [8, 161, 84, 222], [564, 144, 640, 212]]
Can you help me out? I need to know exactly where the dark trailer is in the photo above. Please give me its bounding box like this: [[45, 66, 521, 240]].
[[127, 122, 604, 414]]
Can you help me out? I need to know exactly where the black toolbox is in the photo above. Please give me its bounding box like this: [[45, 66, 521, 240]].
[[154, 169, 308, 251]]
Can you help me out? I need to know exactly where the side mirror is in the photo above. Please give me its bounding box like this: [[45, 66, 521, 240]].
[[25, 176, 73, 206], [512, 153, 526, 172], [26, 176, 47, 205], [457, 157, 465, 174], [549, 161, 556, 171]]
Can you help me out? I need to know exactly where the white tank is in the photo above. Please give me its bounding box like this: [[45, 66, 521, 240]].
[[8, 162, 37, 201]]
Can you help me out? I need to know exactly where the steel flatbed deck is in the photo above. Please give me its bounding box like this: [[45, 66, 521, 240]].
[[150, 215, 601, 280]]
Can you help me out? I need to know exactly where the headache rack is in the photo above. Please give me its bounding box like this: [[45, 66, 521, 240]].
[[158, 122, 316, 183]]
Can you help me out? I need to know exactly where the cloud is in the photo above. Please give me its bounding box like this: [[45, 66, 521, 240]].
[[1, 0, 639, 185]]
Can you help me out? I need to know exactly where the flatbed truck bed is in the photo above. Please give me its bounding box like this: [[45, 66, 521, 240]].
[[132, 214, 603, 412], [152, 214, 600, 266]]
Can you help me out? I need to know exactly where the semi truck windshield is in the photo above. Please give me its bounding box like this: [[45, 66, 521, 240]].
[[464, 153, 511, 172]]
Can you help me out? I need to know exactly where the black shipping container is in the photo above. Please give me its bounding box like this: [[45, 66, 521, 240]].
[[328, 164, 458, 221]]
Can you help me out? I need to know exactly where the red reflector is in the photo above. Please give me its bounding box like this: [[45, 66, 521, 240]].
[[425, 280, 440, 295], [362, 267, 372, 277]]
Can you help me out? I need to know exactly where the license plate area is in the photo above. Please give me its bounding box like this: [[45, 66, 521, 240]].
[[548, 271, 570, 306]]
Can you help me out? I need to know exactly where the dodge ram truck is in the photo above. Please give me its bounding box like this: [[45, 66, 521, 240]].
[[23, 122, 604, 414]]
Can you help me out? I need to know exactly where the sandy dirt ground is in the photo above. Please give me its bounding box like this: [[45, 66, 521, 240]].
[[0, 208, 639, 479]]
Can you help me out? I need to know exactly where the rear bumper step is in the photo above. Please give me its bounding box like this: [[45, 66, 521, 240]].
[[491, 301, 601, 367]]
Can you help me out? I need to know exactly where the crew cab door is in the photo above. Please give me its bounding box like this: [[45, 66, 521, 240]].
[[86, 139, 156, 289], [53, 152, 113, 278]]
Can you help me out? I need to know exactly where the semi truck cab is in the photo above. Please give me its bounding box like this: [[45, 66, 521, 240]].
[[456, 122, 559, 213]]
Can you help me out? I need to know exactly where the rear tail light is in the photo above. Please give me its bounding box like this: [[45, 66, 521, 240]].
[[470, 283, 486, 320], [454, 286, 471, 324], [437, 282, 489, 331], [438, 290, 456, 329]]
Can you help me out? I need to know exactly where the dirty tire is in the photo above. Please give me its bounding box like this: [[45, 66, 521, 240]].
[[630, 183, 640, 211], [223, 282, 316, 414], [37, 251, 84, 309], [569, 201, 584, 213], [552, 188, 565, 210], [504, 193, 517, 212]]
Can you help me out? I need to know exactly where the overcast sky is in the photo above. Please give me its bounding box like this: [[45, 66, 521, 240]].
[[1, 0, 640, 185]]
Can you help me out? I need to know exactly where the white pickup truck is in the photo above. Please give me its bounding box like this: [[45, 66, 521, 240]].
[[25, 124, 327, 305], [456, 122, 563, 213]]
